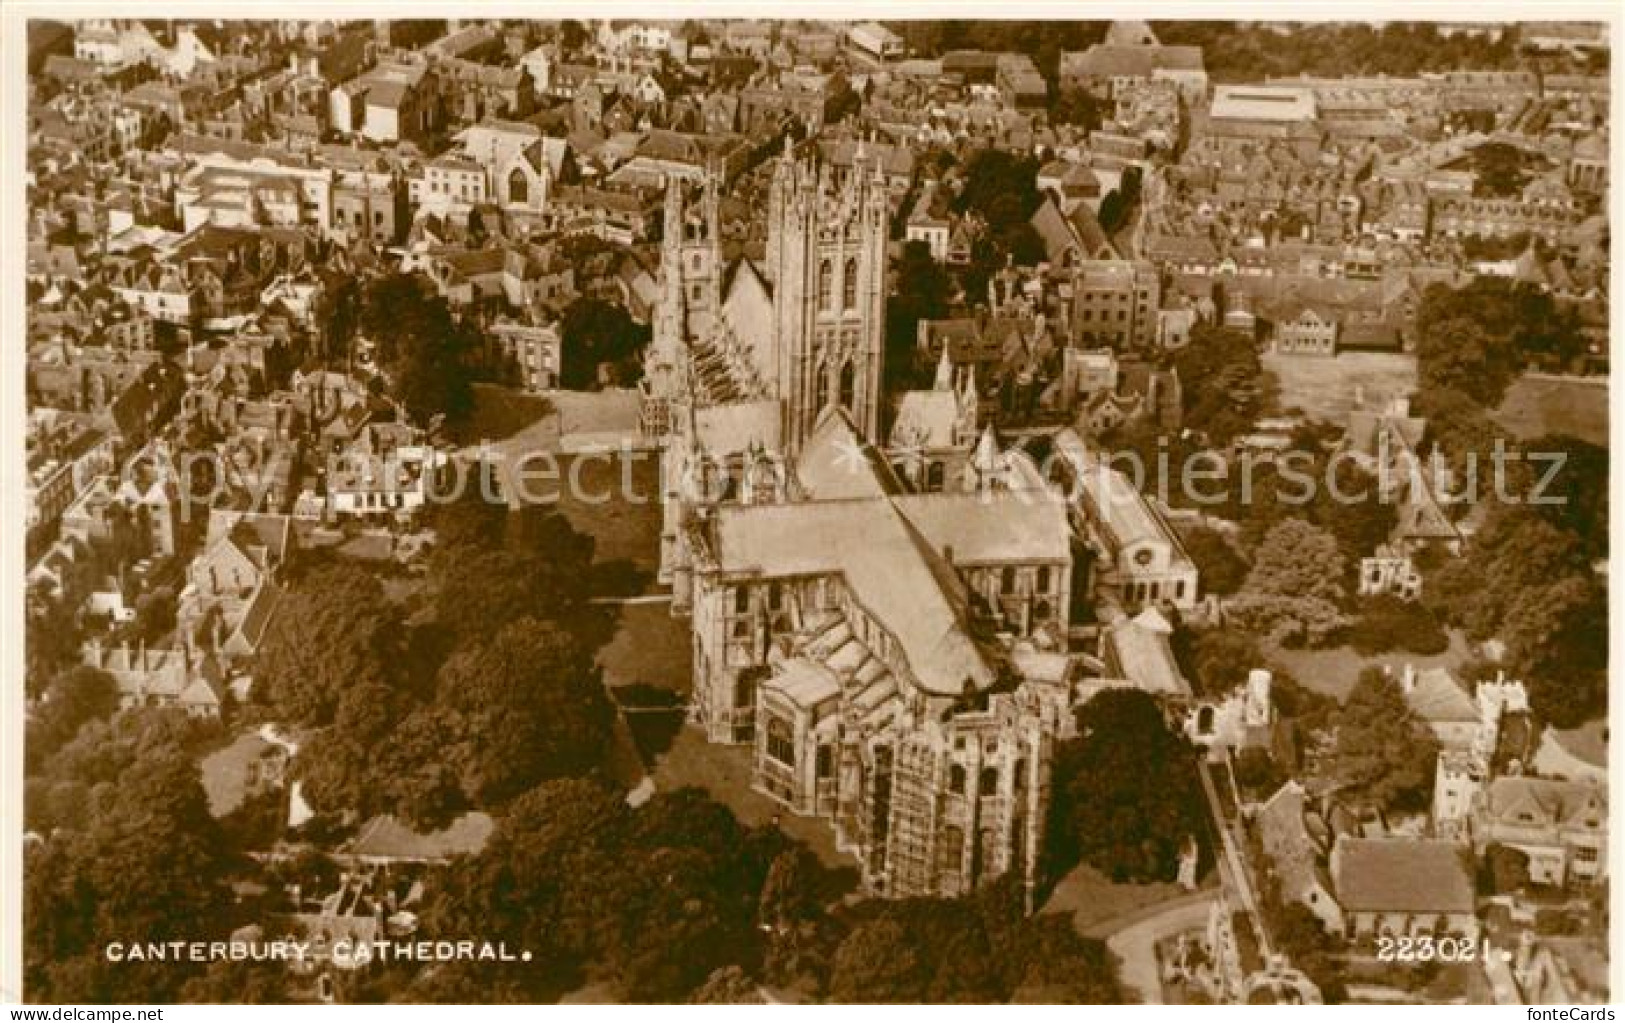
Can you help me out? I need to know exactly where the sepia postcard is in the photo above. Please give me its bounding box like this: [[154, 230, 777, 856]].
[[3, 3, 1617, 1009]]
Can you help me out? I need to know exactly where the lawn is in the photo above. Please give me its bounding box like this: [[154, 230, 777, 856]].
[[598, 600, 691, 696], [1493, 375, 1609, 447], [1262, 351, 1418, 426], [1039, 862, 1200, 939], [450, 383, 555, 445], [554, 450, 664, 576], [1263, 629, 1475, 702]]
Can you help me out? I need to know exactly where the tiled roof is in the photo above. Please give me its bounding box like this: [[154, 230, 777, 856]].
[[1405, 667, 1478, 723]]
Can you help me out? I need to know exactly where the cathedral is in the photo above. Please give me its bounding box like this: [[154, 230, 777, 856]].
[[637, 143, 1099, 901], [635, 147, 1210, 901], [640, 136, 889, 451]]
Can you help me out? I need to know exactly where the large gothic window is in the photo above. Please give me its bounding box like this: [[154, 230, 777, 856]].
[[766, 716, 795, 766], [508, 168, 528, 205], [818, 260, 833, 310], [815, 361, 831, 410], [839, 360, 855, 411], [843, 257, 858, 309]]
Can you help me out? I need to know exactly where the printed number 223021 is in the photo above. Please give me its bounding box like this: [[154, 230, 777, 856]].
[[1376, 936, 1494, 962]]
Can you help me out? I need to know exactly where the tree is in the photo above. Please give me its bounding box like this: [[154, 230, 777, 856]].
[[1413, 277, 1584, 404], [1325, 667, 1439, 814], [558, 298, 650, 390], [1416, 315, 1516, 407], [954, 150, 1041, 232], [1049, 689, 1207, 883], [558, 20, 588, 53], [25, 749, 235, 1003], [321, 277, 361, 363], [1240, 518, 1346, 604], [1309, 458, 1395, 567], [1181, 630, 1266, 696], [394, 321, 476, 426], [429, 508, 598, 643], [179, 945, 301, 1003], [1468, 141, 1533, 198], [1049, 87, 1103, 131], [419, 778, 630, 999], [26, 587, 84, 699], [1232, 747, 1284, 796], [435, 618, 613, 806], [688, 965, 766, 1004], [829, 918, 924, 1003], [417, 779, 797, 1001], [1097, 190, 1126, 233], [886, 239, 951, 391], [255, 564, 404, 726], [1502, 574, 1606, 728], [1481, 843, 1531, 895], [1171, 323, 1265, 446], [828, 901, 1002, 1003], [1227, 519, 1349, 647], [1346, 595, 1450, 656], [1182, 526, 1248, 596], [1002, 913, 1124, 1003], [359, 273, 475, 426], [826, 885, 1118, 1003], [824, 73, 862, 123], [1425, 508, 1591, 640], [1262, 893, 1347, 1004], [1525, 434, 1607, 560], [25, 666, 119, 772]]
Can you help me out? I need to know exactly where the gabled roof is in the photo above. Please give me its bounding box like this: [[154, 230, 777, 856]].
[[708, 409, 1008, 698], [1405, 667, 1478, 724], [1484, 776, 1606, 830], [890, 389, 961, 449], [1102, 607, 1189, 697], [1258, 780, 1333, 903]]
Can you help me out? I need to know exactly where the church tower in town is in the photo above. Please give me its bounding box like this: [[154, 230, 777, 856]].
[[764, 139, 890, 448]]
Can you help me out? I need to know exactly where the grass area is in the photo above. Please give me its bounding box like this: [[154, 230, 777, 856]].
[[1493, 375, 1609, 447], [450, 383, 555, 445], [598, 601, 691, 696], [1263, 629, 1474, 702], [1039, 862, 1197, 939], [554, 451, 664, 576], [649, 727, 855, 869], [1262, 351, 1417, 426]]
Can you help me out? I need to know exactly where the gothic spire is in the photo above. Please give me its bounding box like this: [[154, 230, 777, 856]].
[[934, 343, 953, 392]]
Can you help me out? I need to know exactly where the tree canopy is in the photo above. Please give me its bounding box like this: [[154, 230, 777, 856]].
[[1227, 519, 1350, 647], [360, 272, 476, 426], [1414, 278, 1585, 403], [558, 297, 650, 390], [25, 666, 119, 774], [26, 746, 235, 1003], [418, 779, 793, 1002], [288, 505, 616, 830], [1181, 526, 1248, 597], [256, 563, 406, 727], [1049, 689, 1207, 883], [1325, 667, 1439, 814]]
